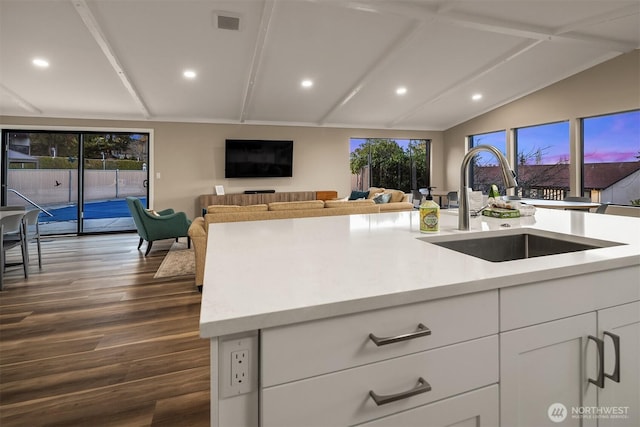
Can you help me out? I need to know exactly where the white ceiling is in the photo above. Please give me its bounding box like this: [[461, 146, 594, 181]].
[[1, 0, 638, 130]]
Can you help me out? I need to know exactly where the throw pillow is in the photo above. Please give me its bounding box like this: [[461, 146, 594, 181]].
[[367, 187, 385, 198], [385, 189, 405, 203], [349, 190, 369, 200], [145, 209, 160, 216], [373, 193, 391, 204]]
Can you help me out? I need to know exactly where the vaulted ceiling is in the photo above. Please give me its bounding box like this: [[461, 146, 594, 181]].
[[1, 0, 638, 130]]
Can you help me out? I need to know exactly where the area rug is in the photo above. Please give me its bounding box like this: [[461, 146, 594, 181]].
[[154, 241, 195, 279]]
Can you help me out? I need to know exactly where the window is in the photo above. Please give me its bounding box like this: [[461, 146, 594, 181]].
[[582, 110, 640, 206], [468, 130, 506, 194], [350, 138, 430, 192], [2, 130, 149, 235], [514, 121, 570, 199]]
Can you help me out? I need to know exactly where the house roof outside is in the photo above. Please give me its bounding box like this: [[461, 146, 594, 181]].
[[476, 162, 640, 190], [7, 149, 38, 164]]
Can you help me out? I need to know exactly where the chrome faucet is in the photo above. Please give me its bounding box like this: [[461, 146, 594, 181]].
[[459, 145, 517, 230]]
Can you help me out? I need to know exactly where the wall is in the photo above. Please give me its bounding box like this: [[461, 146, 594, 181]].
[[0, 117, 441, 217], [442, 49, 640, 193]]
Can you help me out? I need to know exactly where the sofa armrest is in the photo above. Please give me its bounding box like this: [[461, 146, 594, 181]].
[[188, 217, 207, 288]]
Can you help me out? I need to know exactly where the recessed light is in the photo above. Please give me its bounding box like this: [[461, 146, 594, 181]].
[[472, 93, 483, 101], [301, 79, 313, 88], [183, 70, 197, 79], [32, 58, 49, 68], [396, 86, 407, 95]]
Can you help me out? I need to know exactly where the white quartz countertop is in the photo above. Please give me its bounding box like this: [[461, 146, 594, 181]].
[[200, 208, 640, 338]]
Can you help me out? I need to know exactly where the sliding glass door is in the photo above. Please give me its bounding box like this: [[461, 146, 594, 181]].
[[80, 133, 149, 233], [1, 129, 149, 235]]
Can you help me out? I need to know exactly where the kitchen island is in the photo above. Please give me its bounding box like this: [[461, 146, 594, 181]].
[[201, 208, 640, 427]]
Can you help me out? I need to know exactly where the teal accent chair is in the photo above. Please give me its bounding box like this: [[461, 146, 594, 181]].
[[126, 197, 191, 256]]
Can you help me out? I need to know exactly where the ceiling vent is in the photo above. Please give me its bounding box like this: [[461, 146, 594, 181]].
[[214, 12, 241, 31]]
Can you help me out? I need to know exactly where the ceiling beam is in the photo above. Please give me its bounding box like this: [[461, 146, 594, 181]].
[[553, 3, 640, 51], [443, 10, 637, 53], [318, 19, 424, 125], [239, 0, 276, 123], [555, 3, 640, 36], [387, 39, 544, 128], [0, 84, 42, 114], [71, 0, 151, 119], [346, 1, 637, 52]]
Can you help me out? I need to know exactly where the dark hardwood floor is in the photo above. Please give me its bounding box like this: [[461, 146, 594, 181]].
[[0, 233, 209, 427]]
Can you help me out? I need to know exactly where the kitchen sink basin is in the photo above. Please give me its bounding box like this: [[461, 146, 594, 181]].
[[419, 230, 622, 262]]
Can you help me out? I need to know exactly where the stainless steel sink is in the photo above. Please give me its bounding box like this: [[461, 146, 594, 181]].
[[419, 230, 622, 262]]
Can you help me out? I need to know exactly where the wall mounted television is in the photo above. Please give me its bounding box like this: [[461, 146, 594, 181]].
[[225, 139, 293, 178]]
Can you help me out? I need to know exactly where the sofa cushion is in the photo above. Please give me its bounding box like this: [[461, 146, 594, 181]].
[[324, 199, 375, 208], [268, 200, 325, 211], [379, 202, 414, 212], [348, 190, 369, 200], [208, 204, 268, 213], [367, 187, 385, 199], [373, 193, 392, 204], [385, 189, 406, 203]]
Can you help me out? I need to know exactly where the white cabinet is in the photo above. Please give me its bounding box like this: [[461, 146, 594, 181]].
[[261, 291, 499, 427], [501, 293, 639, 427], [501, 313, 598, 427], [262, 290, 498, 386], [262, 336, 497, 427], [597, 302, 640, 427]]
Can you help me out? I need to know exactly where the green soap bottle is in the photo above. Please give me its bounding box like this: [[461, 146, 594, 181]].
[[419, 187, 440, 233]]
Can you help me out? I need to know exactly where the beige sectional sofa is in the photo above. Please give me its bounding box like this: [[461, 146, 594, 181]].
[[188, 199, 384, 290], [360, 187, 414, 212]]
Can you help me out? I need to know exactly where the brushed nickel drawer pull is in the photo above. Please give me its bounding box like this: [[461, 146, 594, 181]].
[[588, 335, 605, 389], [604, 331, 621, 383], [369, 377, 431, 406], [369, 323, 431, 346]]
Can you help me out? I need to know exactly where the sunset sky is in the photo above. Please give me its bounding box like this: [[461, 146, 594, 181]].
[[464, 110, 638, 165], [350, 110, 639, 166]]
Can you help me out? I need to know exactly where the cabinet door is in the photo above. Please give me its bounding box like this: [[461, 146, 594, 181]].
[[358, 385, 498, 427], [501, 313, 598, 427], [598, 301, 640, 427]]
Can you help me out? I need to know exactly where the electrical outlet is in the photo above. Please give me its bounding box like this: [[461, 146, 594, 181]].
[[220, 335, 257, 398], [231, 349, 248, 386]]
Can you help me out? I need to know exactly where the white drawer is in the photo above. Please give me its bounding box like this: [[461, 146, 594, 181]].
[[262, 290, 498, 386], [358, 384, 499, 427], [261, 335, 498, 427], [500, 265, 640, 331]]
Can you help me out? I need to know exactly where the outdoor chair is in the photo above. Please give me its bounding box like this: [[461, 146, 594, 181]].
[[447, 191, 459, 209], [22, 209, 43, 269], [1, 213, 28, 290], [126, 197, 191, 256], [411, 190, 424, 208]]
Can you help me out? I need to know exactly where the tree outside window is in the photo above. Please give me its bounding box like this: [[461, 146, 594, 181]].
[[350, 138, 430, 192], [514, 121, 569, 200], [468, 130, 507, 194]]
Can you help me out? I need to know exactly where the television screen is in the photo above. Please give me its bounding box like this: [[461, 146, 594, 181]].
[[225, 139, 293, 178]]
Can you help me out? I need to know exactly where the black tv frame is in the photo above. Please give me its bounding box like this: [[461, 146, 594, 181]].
[[224, 139, 293, 178]]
